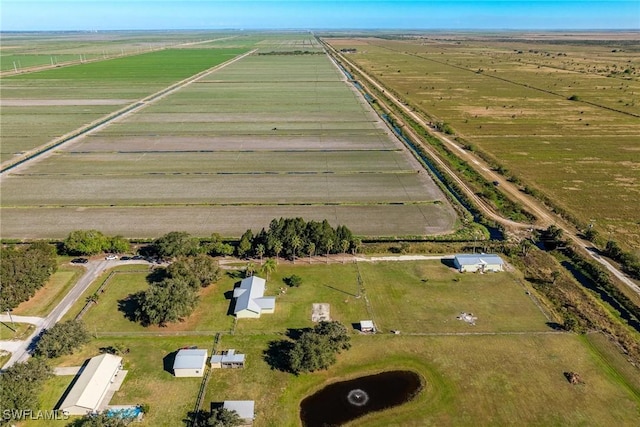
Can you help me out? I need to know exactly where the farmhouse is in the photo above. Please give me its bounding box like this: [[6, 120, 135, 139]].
[[58, 353, 124, 415], [173, 348, 208, 377], [210, 349, 245, 369], [233, 276, 276, 318], [222, 401, 255, 424], [454, 254, 504, 273]]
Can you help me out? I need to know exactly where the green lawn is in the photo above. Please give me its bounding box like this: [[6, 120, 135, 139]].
[[23, 259, 640, 427], [0, 322, 35, 341], [13, 264, 84, 317]]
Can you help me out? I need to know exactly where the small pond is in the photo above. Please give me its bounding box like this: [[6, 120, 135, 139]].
[[299, 370, 422, 427]]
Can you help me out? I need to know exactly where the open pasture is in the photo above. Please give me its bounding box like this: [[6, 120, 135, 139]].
[[1, 37, 457, 239], [327, 36, 640, 248], [31, 258, 640, 426]]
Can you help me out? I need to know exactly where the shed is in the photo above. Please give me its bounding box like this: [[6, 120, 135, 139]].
[[453, 254, 504, 273], [210, 349, 246, 369], [233, 276, 276, 318], [223, 400, 255, 423], [173, 349, 208, 377], [58, 353, 124, 415], [360, 320, 375, 333]]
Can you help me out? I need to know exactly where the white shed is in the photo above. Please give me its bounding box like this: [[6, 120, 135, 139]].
[[233, 276, 276, 318], [454, 254, 504, 273], [173, 349, 208, 377], [360, 320, 375, 332], [58, 353, 124, 415], [223, 400, 255, 424]]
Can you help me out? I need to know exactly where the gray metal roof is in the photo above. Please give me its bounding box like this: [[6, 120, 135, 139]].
[[234, 276, 275, 315], [210, 349, 245, 364], [223, 400, 255, 420], [454, 254, 504, 265], [173, 349, 208, 370]]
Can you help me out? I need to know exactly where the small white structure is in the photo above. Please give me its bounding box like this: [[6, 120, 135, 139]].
[[360, 320, 375, 333], [453, 254, 504, 273], [210, 349, 245, 369], [223, 400, 255, 424], [173, 349, 208, 377], [58, 353, 124, 415], [233, 276, 276, 318]]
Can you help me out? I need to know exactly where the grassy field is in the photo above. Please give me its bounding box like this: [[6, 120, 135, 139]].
[[12, 264, 84, 317], [1, 36, 457, 240], [27, 259, 640, 426], [0, 322, 35, 341], [325, 36, 640, 249]]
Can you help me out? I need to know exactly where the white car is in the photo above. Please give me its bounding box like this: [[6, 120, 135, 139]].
[[105, 254, 118, 260]]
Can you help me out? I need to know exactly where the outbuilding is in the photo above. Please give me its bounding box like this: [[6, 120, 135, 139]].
[[223, 401, 255, 424], [210, 349, 245, 369], [453, 254, 504, 273], [233, 276, 276, 318], [360, 320, 375, 333], [58, 353, 124, 415], [173, 348, 208, 377]]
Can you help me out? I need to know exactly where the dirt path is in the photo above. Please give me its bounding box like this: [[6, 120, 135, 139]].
[[1, 49, 256, 175]]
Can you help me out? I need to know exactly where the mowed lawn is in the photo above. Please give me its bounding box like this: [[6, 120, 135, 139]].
[[28, 260, 640, 426]]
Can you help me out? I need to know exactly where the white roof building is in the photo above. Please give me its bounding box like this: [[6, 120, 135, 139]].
[[58, 353, 123, 415], [173, 349, 208, 377], [360, 320, 375, 332], [233, 276, 276, 318], [223, 400, 255, 423], [453, 254, 504, 273]]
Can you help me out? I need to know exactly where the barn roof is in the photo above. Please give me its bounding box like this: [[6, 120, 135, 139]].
[[173, 349, 208, 370]]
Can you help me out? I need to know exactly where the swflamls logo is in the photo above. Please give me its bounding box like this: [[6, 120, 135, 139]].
[[2, 409, 70, 420]]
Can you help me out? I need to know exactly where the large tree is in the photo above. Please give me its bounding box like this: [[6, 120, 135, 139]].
[[35, 320, 91, 358], [165, 254, 221, 289], [152, 231, 201, 259], [0, 358, 52, 424], [63, 229, 110, 255], [134, 277, 199, 326], [287, 321, 351, 374]]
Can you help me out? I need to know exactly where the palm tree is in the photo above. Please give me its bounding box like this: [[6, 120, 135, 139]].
[[245, 261, 256, 278], [291, 235, 302, 264], [351, 237, 362, 255], [272, 239, 283, 264], [340, 239, 350, 263], [307, 242, 316, 264], [261, 258, 277, 281], [256, 243, 265, 264], [325, 238, 333, 264]]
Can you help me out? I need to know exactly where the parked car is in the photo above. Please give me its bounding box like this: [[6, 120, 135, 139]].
[[120, 256, 131, 261], [71, 258, 88, 264], [105, 254, 118, 260]]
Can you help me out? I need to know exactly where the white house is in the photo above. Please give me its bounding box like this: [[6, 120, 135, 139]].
[[58, 353, 124, 415], [453, 254, 504, 273], [233, 276, 276, 318], [223, 401, 255, 424], [173, 349, 208, 377], [210, 349, 245, 369]]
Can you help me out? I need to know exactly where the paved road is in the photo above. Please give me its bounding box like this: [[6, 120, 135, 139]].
[[1, 259, 110, 369]]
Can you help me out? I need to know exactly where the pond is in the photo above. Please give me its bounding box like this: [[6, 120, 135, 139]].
[[299, 370, 422, 427]]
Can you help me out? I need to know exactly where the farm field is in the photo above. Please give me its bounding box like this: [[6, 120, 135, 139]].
[[324, 35, 640, 248], [28, 259, 640, 426], [0, 47, 248, 163], [1, 35, 457, 240]]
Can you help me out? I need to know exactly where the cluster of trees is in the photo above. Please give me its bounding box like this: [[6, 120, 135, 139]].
[[131, 254, 221, 326], [237, 217, 360, 261], [0, 242, 58, 311], [604, 240, 640, 280], [0, 358, 52, 425], [266, 321, 351, 374], [63, 230, 130, 255], [34, 320, 91, 359]]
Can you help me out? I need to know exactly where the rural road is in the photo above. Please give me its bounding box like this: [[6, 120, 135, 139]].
[[324, 41, 640, 299], [1, 259, 111, 369]]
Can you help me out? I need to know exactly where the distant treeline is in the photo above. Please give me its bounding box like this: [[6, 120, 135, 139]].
[[258, 50, 324, 56]]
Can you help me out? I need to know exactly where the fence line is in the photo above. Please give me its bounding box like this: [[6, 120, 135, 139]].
[[76, 269, 150, 320]]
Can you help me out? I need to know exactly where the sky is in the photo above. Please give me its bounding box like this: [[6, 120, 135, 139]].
[[1, 1, 639, 31]]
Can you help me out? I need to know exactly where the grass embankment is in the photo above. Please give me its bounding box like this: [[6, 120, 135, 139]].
[[0, 322, 35, 341]]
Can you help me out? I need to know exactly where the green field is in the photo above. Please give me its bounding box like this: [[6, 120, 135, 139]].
[[1, 35, 457, 240], [325, 36, 640, 248], [29, 259, 640, 426]]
